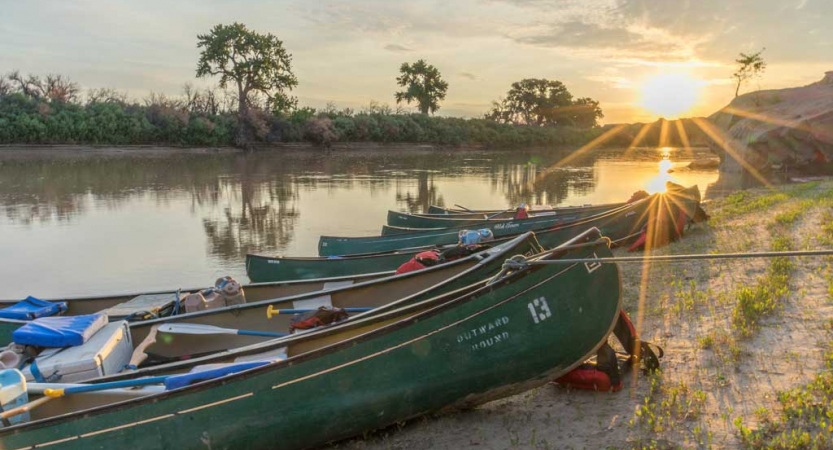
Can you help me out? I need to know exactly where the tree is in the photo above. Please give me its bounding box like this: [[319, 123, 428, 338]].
[[0, 77, 10, 97], [5, 72, 80, 103], [732, 48, 766, 97], [487, 78, 602, 128], [394, 59, 448, 115], [196, 23, 298, 117]]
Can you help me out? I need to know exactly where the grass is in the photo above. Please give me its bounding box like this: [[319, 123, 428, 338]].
[[731, 235, 795, 337], [729, 184, 833, 449], [630, 371, 710, 448], [669, 279, 711, 316], [734, 347, 833, 449], [709, 182, 819, 225]]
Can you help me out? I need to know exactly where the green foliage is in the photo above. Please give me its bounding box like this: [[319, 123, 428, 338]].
[[487, 78, 603, 129], [0, 70, 607, 149], [631, 372, 709, 447], [733, 48, 767, 98], [394, 59, 448, 115], [196, 22, 298, 114], [736, 350, 833, 449], [0, 90, 234, 146]]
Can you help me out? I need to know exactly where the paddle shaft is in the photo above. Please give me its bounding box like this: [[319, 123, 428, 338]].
[[159, 323, 289, 338], [237, 329, 288, 337], [44, 376, 169, 397], [269, 307, 372, 315], [0, 396, 53, 420], [485, 207, 514, 221]]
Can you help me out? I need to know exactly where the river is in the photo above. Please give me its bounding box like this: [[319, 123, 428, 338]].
[[0, 147, 720, 298]]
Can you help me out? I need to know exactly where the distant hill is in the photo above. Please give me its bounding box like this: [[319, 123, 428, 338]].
[[707, 71, 833, 173], [602, 118, 713, 148]]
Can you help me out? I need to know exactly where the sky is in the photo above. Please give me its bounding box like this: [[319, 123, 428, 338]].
[[1, 0, 831, 123]]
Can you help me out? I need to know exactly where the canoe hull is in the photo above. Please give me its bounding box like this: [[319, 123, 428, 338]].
[[1, 233, 620, 450], [245, 252, 407, 283], [386, 203, 622, 229]]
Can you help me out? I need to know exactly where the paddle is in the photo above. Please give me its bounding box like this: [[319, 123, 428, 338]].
[[0, 376, 172, 420], [0, 396, 53, 420], [41, 360, 275, 398], [453, 204, 475, 213], [42, 376, 169, 398], [157, 323, 288, 338], [265, 306, 372, 319], [485, 207, 515, 221]]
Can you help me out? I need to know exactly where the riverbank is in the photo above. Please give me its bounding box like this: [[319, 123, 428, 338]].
[[0, 143, 486, 159], [337, 180, 833, 450], [0, 143, 717, 161]]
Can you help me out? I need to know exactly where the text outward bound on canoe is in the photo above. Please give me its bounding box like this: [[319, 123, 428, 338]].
[[457, 316, 510, 352]]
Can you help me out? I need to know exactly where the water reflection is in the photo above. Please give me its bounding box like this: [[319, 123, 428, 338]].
[[0, 148, 720, 297], [395, 171, 444, 213]]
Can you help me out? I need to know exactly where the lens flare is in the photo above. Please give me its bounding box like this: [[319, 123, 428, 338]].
[[640, 73, 701, 118]]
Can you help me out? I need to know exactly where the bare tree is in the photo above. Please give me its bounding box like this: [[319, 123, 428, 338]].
[[201, 87, 220, 115], [0, 77, 10, 97], [144, 91, 185, 109], [86, 88, 128, 105], [183, 82, 199, 112], [220, 89, 237, 113], [182, 83, 224, 115], [7, 71, 41, 98], [40, 74, 80, 103]]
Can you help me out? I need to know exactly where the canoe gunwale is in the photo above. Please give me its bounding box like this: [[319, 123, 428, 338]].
[[0, 271, 393, 308], [1, 230, 614, 438], [130, 232, 535, 330]]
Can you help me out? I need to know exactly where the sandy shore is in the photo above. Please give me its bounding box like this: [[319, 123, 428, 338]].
[[328, 180, 833, 450]]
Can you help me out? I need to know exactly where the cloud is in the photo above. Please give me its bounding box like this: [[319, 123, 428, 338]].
[[460, 72, 477, 80], [613, 0, 833, 62], [384, 44, 412, 53], [512, 21, 689, 61]]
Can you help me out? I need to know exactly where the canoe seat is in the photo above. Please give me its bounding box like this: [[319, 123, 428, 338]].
[[0, 297, 67, 321], [13, 314, 107, 348], [102, 293, 182, 321]]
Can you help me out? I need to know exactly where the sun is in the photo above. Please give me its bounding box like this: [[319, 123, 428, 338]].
[[639, 73, 701, 119]]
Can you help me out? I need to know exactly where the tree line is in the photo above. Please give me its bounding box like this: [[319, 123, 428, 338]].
[[0, 22, 604, 149]]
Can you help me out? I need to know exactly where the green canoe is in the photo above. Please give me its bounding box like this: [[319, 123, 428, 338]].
[[1, 230, 619, 450], [246, 251, 406, 283], [248, 185, 701, 282], [0, 271, 395, 343], [386, 202, 623, 229], [425, 204, 560, 215], [0, 232, 543, 359], [381, 207, 612, 236], [319, 185, 701, 256]]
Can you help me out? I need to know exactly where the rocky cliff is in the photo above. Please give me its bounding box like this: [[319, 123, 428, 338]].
[[708, 71, 833, 173]]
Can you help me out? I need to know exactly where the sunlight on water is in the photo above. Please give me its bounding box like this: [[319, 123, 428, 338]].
[[643, 148, 674, 194], [0, 148, 720, 297]]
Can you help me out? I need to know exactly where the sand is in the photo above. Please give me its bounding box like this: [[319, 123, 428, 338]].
[[328, 180, 833, 450]]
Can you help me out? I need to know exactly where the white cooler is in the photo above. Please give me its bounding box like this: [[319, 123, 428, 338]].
[[23, 320, 133, 383]]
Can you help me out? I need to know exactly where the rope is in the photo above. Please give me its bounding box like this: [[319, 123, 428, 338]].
[[609, 231, 645, 246], [521, 249, 833, 265]]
